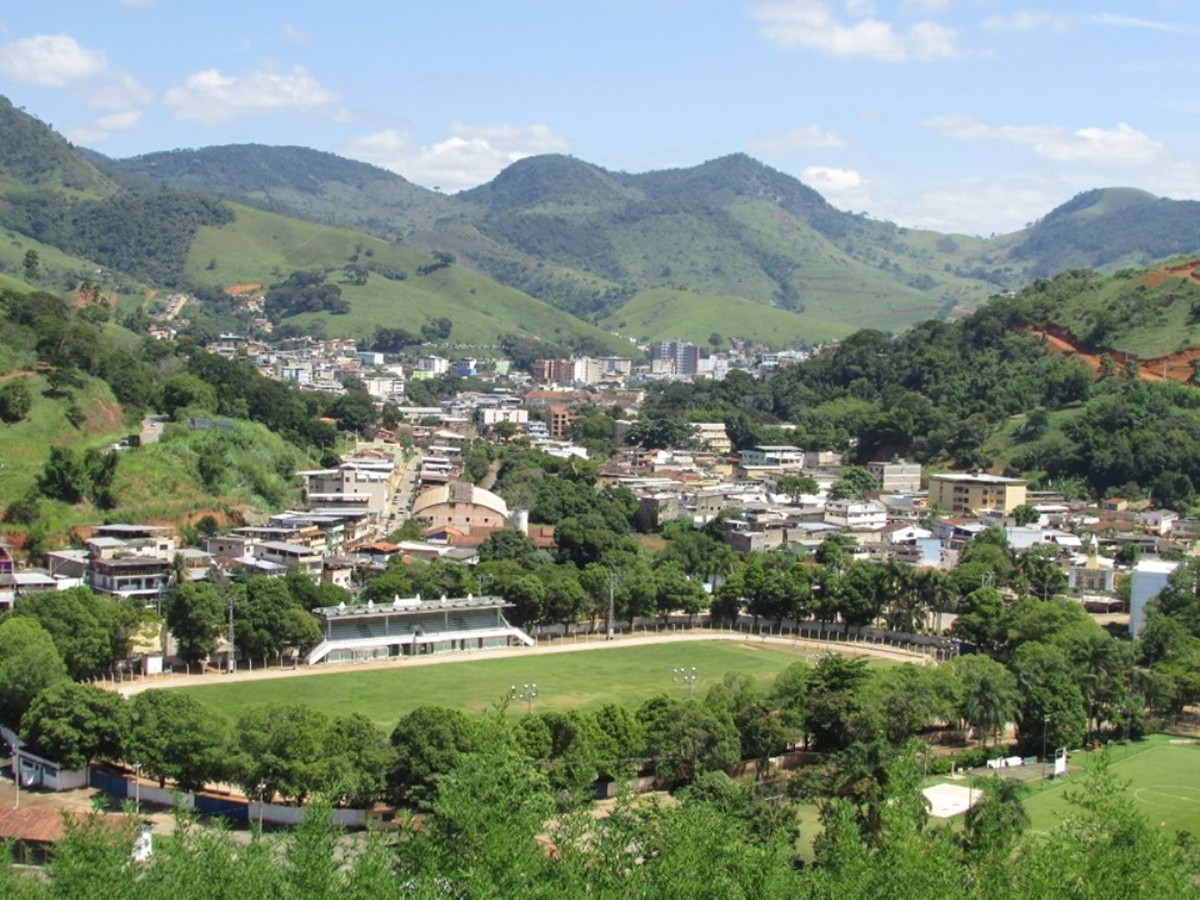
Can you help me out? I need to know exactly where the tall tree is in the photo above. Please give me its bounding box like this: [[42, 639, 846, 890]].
[[0, 617, 68, 727], [165, 579, 226, 667], [19, 682, 127, 769], [126, 689, 231, 791]]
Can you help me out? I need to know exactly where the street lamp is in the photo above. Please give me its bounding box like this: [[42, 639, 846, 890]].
[[133, 762, 141, 814], [256, 781, 266, 830], [509, 683, 538, 714], [673, 666, 698, 699]]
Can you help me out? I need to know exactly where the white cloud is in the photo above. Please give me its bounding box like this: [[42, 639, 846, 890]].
[[744, 125, 845, 155], [928, 114, 1164, 166], [0, 34, 108, 87], [118, 0, 156, 7], [340, 123, 572, 191], [901, 0, 949, 12], [982, 11, 1072, 33], [1089, 13, 1200, 36], [95, 109, 142, 131], [79, 68, 153, 111], [894, 179, 1061, 234], [281, 24, 312, 44], [751, 0, 960, 62], [802, 165, 872, 209], [163, 65, 337, 124]]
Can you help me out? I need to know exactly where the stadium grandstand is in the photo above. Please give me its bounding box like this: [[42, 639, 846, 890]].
[[306, 594, 534, 665]]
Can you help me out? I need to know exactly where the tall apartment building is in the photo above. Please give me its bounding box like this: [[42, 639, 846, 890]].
[[928, 472, 1027, 515], [650, 339, 700, 376]]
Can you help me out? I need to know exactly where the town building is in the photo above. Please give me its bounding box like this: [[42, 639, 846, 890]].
[[927, 472, 1028, 515], [1129, 558, 1180, 637], [867, 458, 922, 493]]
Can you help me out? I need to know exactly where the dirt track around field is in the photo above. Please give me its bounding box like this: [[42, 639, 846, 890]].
[[105, 631, 931, 697]]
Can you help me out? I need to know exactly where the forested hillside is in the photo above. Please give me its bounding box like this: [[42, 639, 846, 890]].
[[0, 287, 340, 546], [635, 261, 1200, 510]]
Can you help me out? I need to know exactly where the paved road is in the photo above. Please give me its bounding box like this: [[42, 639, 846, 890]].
[[106, 630, 931, 697]]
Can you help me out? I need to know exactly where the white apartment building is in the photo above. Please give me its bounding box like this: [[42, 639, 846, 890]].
[[824, 498, 888, 531]]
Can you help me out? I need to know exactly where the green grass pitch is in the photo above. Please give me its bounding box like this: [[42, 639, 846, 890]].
[[178, 640, 838, 730], [1019, 735, 1200, 838]]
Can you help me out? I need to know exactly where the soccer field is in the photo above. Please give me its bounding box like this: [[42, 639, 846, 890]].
[[178, 639, 837, 729], [1021, 735, 1200, 837]]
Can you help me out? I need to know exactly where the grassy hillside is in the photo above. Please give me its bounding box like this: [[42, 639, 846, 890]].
[[603, 288, 846, 347], [0, 372, 129, 506], [1017, 260, 1200, 359], [187, 204, 633, 353], [0, 378, 310, 546]]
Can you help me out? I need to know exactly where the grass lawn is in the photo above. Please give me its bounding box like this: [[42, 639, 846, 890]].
[[986, 735, 1200, 838], [179, 639, 842, 730]]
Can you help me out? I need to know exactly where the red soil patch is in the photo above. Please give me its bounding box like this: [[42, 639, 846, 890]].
[[1139, 262, 1200, 288], [1028, 260, 1200, 384], [224, 282, 263, 295], [1031, 324, 1200, 384]]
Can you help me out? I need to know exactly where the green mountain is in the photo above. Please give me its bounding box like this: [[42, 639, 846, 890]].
[[1006, 187, 1200, 276], [9, 94, 1200, 349], [0, 96, 116, 198]]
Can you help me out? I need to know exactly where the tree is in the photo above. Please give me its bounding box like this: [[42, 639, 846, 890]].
[[390, 705, 479, 808], [0, 380, 32, 423], [828, 466, 878, 500], [326, 390, 377, 433], [321, 713, 394, 807], [127, 690, 230, 791], [803, 654, 871, 752], [20, 682, 127, 769], [1010, 641, 1087, 756], [165, 580, 226, 667], [624, 416, 695, 449], [961, 774, 1029, 862], [161, 373, 218, 417], [36, 446, 91, 503], [653, 562, 707, 624], [233, 703, 332, 803], [22, 249, 40, 279], [10, 587, 123, 679], [478, 528, 540, 567], [951, 653, 1019, 750], [777, 474, 819, 504], [1011, 503, 1040, 526], [235, 576, 320, 663], [639, 696, 740, 787], [950, 587, 1007, 655], [0, 617, 69, 727]]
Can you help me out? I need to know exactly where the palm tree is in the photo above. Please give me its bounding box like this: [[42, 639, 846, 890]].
[[918, 569, 958, 634], [960, 658, 1020, 751], [882, 560, 923, 633]]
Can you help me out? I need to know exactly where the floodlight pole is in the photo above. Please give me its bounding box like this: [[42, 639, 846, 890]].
[[607, 571, 616, 641], [509, 683, 538, 714], [1042, 715, 1050, 779], [673, 666, 698, 698], [227, 592, 236, 674], [257, 781, 266, 830]]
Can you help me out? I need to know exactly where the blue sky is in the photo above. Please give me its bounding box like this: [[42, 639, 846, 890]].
[[2, 1, 1198, 235]]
